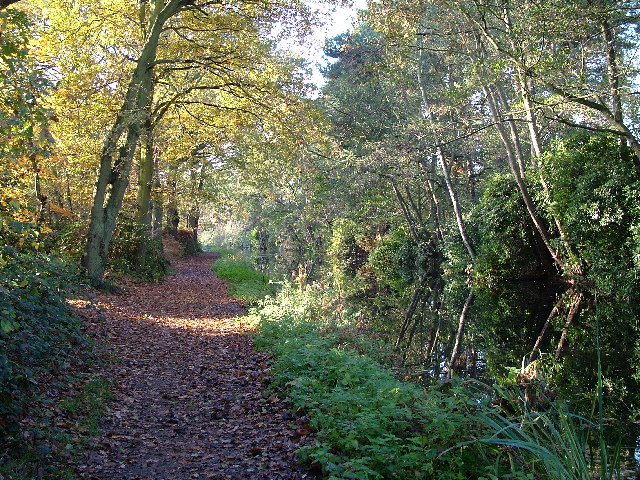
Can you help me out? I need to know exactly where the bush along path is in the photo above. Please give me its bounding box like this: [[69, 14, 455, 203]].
[[76, 252, 317, 480]]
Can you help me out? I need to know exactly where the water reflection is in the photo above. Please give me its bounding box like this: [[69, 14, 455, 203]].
[[634, 436, 640, 478]]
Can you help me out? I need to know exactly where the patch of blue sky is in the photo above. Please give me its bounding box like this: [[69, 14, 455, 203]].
[[276, 0, 368, 95]]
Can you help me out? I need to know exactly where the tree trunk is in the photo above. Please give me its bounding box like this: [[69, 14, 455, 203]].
[[555, 292, 584, 360], [437, 148, 476, 262], [601, 18, 624, 147], [516, 68, 543, 158], [423, 278, 444, 363], [528, 292, 567, 364], [134, 119, 155, 270], [186, 207, 199, 240], [390, 179, 421, 243], [30, 152, 48, 223], [483, 84, 565, 272], [151, 174, 163, 245], [448, 290, 474, 378], [512, 76, 585, 275], [166, 162, 180, 236], [495, 83, 525, 177], [167, 205, 179, 235], [396, 278, 426, 348], [83, 0, 183, 284], [418, 158, 445, 243], [402, 297, 425, 366]]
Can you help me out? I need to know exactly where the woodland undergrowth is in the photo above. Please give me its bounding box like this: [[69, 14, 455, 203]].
[[249, 283, 622, 480], [0, 246, 111, 479]]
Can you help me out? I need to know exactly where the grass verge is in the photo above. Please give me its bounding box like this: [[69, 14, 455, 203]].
[[210, 248, 277, 303]]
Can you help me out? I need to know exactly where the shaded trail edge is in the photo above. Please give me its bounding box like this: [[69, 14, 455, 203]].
[[73, 251, 317, 480]]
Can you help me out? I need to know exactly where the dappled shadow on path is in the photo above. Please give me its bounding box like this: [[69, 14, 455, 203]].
[[77, 253, 315, 480]]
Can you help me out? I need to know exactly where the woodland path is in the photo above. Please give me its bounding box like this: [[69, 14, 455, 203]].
[[77, 251, 316, 480]]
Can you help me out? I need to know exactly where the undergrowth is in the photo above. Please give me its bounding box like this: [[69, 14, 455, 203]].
[[210, 248, 277, 302], [0, 247, 83, 428], [250, 283, 618, 480], [250, 284, 494, 479], [109, 219, 169, 281], [0, 246, 111, 479]]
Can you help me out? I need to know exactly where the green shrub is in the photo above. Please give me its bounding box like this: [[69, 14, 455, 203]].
[[250, 284, 611, 480], [368, 227, 413, 294], [49, 220, 87, 262], [367, 227, 440, 298], [110, 218, 168, 281], [327, 219, 368, 290], [0, 247, 85, 444]]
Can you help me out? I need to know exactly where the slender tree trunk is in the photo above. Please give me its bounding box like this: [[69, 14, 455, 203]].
[[528, 292, 568, 364], [136, 124, 154, 228], [555, 292, 584, 359], [601, 18, 624, 141], [391, 179, 421, 243], [448, 290, 474, 378], [599, 17, 640, 162], [424, 279, 444, 362], [404, 185, 425, 228], [166, 163, 180, 236], [151, 200, 163, 242], [30, 152, 48, 223], [417, 158, 445, 242], [517, 69, 543, 158], [402, 297, 426, 366], [187, 208, 199, 238], [424, 321, 438, 363], [495, 83, 526, 176], [185, 159, 205, 243], [151, 156, 163, 244], [437, 148, 476, 262], [484, 84, 565, 271], [469, 6, 640, 161], [513, 76, 584, 275], [167, 204, 179, 235], [396, 278, 426, 347], [466, 156, 477, 202]]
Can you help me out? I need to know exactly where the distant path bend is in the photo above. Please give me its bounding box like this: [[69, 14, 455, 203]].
[[79, 252, 315, 480]]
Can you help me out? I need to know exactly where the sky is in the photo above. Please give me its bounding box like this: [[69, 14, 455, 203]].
[[290, 0, 369, 90]]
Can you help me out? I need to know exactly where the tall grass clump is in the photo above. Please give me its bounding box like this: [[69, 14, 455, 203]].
[[470, 317, 625, 480], [472, 386, 592, 480], [471, 381, 624, 480]]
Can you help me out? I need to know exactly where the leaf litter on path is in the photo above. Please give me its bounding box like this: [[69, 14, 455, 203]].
[[77, 252, 317, 480]]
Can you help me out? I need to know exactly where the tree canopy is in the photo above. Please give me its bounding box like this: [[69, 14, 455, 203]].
[[2, 0, 640, 477]]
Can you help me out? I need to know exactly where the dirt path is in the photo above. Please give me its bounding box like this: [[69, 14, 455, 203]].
[[78, 252, 315, 480]]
